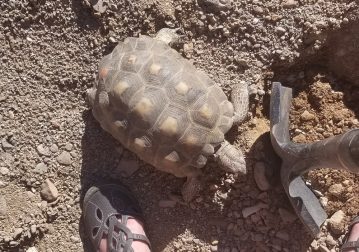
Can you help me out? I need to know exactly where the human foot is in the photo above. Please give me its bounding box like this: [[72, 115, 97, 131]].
[[341, 216, 359, 252], [83, 184, 151, 252]]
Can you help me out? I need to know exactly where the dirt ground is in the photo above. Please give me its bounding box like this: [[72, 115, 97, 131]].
[[1, 0, 359, 251]]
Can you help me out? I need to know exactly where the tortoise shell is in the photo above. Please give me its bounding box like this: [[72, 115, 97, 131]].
[[88, 35, 234, 177]]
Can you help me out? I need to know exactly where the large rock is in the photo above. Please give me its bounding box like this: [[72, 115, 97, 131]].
[[328, 210, 345, 235]]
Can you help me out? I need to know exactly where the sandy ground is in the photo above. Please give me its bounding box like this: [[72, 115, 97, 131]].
[[0, 0, 359, 251]]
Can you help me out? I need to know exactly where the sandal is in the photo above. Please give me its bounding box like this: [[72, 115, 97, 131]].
[[83, 184, 151, 252], [341, 216, 359, 252]]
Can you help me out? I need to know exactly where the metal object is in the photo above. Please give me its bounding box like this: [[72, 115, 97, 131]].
[[270, 82, 359, 236]]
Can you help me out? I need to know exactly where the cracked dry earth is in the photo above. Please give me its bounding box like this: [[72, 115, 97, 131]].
[[0, 0, 359, 252]]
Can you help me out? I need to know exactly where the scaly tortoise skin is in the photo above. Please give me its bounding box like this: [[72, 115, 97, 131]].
[[87, 32, 248, 201]]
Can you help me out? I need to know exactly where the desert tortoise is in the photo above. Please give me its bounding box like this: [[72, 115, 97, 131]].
[[87, 29, 249, 201]]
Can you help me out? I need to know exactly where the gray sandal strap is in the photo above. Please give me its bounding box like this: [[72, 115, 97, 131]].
[[83, 184, 151, 252], [341, 216, 359, 252], [341, 240, 359, 252]]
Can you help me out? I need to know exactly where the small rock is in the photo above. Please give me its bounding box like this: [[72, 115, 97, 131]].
[[40, 179, 59, 202], [34, 162, 48, 174], [257, 89, 265, 96], [109, 37, 116, 43], [328, 183, 343, 197], [328, 210, 345, 234], [158, 200, 176, 208], [242, 203, 267, 218], [320, 197, 328, 207], [300, 110, 316, 121], [56, 151, 72, 165], [50, 144, 59, 153], [30, 225, 37, 234], [282, 0, 298, 8], [198, 0, 232, 12], [325, 234, 336, 247], [70, 235, 80, 243], [253, 162, 271, 191], [115, 159, 140, 177], [319, 244, 330, 252], [311, 240, 319, 250], [183, 42, 194, 55], [37, 144, 51, 157], [26, 247, 38, 252], [210, 245, 218, 252], [0, 167, 9, 175], [278, 208, 297, 223], [253, 6, 264, 14], [0, 195, 7, 216], [13, 228, 23, 239], [1, 138, 14, 150], [313, 189, 323, 197], [275, 26, 286, 34], [64, 143, 73, 151]]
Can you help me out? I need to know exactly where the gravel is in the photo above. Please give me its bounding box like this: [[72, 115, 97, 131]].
[[0, 0, 358, 251]]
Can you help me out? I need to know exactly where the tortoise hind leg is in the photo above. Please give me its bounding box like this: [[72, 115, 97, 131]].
[[231, 80, 249, 125], [214, 140, 246, 174]]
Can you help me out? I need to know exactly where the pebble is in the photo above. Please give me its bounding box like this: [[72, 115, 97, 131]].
[[30, 225, 37, 234], [253, 162, 271, 191], [311, 240, 319, 250], [282, 0, 298, 8], [158, 200, 176, 208], [328, 183, 343, 197], [56, 151, 72, 166], [26, 247, 39, 252], [183, 42, 194, 55], [257, 89, 265, 96], [40, 179, 59, 202], [0, 195, 7, 216], [275, 26, 286, 34], [116, 159, 140, 177], [300, 110, 316, 121], [0, 167, 9, 175], [242, 203, 267, 218], [37, 144, 51, 157], [320, 197, 328, 207], [64, 143, 73, 151], [70, 235, 80, 243], [325, 234, 336, 247], [1, 138, 14, 150], [210, 245, 218, 252], [34, 162, 48, 174], [0, 180, 6, 187], [319, 244, 330, 252], [328, 210, 345, 234], [253, 6, 264, 14], [13, 228, 23, 239], [50, 144, 59, 153]]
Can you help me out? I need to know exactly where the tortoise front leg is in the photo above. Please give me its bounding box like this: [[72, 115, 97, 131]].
[[231, 80, 249, 125]]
